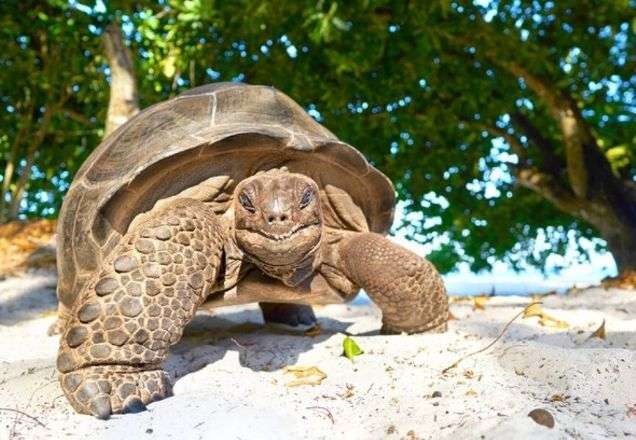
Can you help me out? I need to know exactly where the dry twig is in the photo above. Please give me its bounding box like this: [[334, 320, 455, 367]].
[[0, 407, 46, 428], [306, 406, 335, 424], [441, 302, 542, 374]]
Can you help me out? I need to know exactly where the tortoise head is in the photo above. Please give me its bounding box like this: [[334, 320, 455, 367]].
[[233, 167, 323, 266]]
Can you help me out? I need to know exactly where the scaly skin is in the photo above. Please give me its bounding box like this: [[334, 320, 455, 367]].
[[57, 199, 224, 418], [339, 232, 448, 334], [57, 169, 448, 419]]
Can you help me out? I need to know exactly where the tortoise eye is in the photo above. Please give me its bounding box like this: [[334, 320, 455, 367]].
[[300, 188, 314, 209], [239, 192, 256, 212]]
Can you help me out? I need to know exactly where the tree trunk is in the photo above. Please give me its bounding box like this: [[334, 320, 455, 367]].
[[103, 22, 139, 137], [602, 226, 636, 273]]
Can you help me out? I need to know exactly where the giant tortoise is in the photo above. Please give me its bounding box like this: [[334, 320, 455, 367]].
[[55, 82, 448, 418]]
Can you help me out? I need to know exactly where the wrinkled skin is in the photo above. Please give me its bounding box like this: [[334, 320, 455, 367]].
[[57, 168, 448, 419], [234, 171, 323, 269]]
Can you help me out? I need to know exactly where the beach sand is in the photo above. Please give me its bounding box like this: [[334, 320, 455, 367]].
[[0, 271, 634, 439]]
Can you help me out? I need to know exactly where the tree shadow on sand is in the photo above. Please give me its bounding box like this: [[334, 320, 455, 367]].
[[0, 272, 58, 325]]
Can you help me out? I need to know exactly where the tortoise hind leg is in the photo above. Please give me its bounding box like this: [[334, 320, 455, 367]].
[[57, 199, 225, 418], [338, 232, 448, 334], [259, 302, 317, 330]]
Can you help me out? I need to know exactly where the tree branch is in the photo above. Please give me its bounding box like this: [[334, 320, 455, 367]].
[[62, 108, 93, 126], [443, 19, 609, 201], [516, 167, 581, 213], [496, 61, 597, 199], [7, 106, 55, 219], [103, 21, 139, 137], [0, 95, 35, 219], [510, 111, 562, 176]]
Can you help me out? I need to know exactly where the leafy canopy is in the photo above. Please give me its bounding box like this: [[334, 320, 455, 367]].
[[1, 0, 634, 273]]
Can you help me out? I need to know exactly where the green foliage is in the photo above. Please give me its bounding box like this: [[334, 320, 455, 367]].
[[0, 0, 106, 218], [1, 0, 634, 272]]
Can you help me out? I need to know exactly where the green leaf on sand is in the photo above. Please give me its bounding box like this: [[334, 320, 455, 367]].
[[342, 336, 364, 361]]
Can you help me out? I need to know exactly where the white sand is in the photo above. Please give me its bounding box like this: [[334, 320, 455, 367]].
[[0, 271, 634, 439]]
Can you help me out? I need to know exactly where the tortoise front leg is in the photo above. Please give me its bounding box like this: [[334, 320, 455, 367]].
[[339, 233, 448, 334], [57, 199, 225, 419]]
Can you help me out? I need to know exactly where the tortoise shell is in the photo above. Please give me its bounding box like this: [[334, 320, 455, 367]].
[[57, 82, 395, 307]]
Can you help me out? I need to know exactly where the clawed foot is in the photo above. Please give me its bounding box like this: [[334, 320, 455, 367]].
[[60, 366, 171, 419], [259, 302, 317, 331]]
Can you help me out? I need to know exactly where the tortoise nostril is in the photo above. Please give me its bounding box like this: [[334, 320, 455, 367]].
[[267, 213, 289, 224]]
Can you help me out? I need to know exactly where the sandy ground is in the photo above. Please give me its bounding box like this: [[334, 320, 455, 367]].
[[0, 271, 635, 439]]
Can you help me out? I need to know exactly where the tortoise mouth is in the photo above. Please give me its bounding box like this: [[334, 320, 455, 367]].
[[235, 222, 323, 267], [251, 221, 320, 242]]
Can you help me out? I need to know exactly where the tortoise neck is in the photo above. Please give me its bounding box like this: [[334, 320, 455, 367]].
[[243, 238, 324, 287]]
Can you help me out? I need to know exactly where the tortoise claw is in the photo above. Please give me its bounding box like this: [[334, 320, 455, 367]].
[[60, 367, 171, 419], [122, 396, 147, 414], [90, 393, 112, 420]]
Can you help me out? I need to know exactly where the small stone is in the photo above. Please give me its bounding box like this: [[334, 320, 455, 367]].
[[90, 344, 112, 359], [142, 263, 162, 279], [167, 216, 180, 226], [120, 297, 143, 317], [114, 255, 138, 273], [95, 277, 118, 296], [528, 408, 555, 428], [183, 220, 196, 231], [431, 391, 442, 398], [154, 226, 172, 240], [78, 302, 101, 323], [135, 239, 155, 254], [66, 326, 89, 348]]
